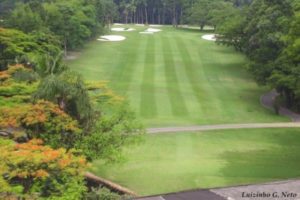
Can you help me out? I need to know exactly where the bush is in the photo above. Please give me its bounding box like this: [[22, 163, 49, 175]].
[[0, 139, 87, 199], [84, 188, 132, 200], [0, 100, 81, 149]]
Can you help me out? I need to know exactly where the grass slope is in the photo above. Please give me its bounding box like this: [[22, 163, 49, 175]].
[[68, 26, 288, 126], [92, 128, 300, 195]]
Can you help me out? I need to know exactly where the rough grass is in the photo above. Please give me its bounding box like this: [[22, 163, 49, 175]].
[[92, 128, 300, 195], [67, 26, 288, 127]]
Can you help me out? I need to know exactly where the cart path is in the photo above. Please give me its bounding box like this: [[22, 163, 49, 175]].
[[147, 90, 300, 134], [137, 179, 300, 200], [260, 89, 300, 122], [147, 122, 300, 134]]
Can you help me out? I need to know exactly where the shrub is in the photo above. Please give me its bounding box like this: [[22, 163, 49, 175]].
[[0, 139, 87, 199]]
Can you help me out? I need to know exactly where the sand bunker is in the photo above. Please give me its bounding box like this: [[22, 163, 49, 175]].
[[139, 32, 154, 34], [113, 23, 124, 26], [149, 24, 163, 27], [202, 34, 217, 41], [135, 24, 145, 26], [97, 35, 126, 42], [146, 28, 162, 32], [111, 27, 135, 32], [139, 28, 162, 34]]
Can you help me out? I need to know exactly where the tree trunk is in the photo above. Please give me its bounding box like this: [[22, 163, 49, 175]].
[[172, 4, 176, 27], [158, 13, 161, 24], [180, 7, 183, 25], [200, 24, 204, 31], [141, 7, 144, 24], [162, 6, 165, 24], [152, 8, 155, 24], [145, 6, 148, 24], [64, 38, 67, 57], [58, 98, 66, 111]]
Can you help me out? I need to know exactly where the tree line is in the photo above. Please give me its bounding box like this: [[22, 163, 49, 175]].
[[113, 0, 252, 27], [216, 0, 300, 111], [0, 0, 144, 199], [0, 0, 117, 60]]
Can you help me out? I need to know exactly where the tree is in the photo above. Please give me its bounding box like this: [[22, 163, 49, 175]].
[[185, 0, 213, 30], [0, 100, 81, 149], [209, 1, 236, 29], [76, 103, 144, 161], [0, 138, 87, 199], [216, 0, 300, 111], [42, 2, 86, 55], [0, 28, 61, 70], [94, 0, 117, 26], [34, 71, 94, 129], [268, 1, 300, 109], [6, 3, 43, 33], [216, 7, 246, 51]]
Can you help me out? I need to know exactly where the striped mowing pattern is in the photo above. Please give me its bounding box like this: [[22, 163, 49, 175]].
[[68, 26, 289, 126]]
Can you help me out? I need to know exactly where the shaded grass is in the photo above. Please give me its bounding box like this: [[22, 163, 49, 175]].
[[92, 128, 300, 195]]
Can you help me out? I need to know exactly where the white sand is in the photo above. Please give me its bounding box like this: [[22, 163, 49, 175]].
[[149, 24, 163, 27], [146, 28, 162, 33], [202, 34, 217, 41], [139, 32, 154, 34], [139, 28, 162, 34], [113, 23, 124, 26], [111, 27, 135, 32], [97, 35, 126, 42]]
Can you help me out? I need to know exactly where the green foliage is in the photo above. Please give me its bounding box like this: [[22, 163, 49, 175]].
[[217, 0, 300, 110], [0, 65, 39, 97], [0, 95, 30, 107], [0, 28, 61, 70], [0, 81, 38, 97], [84, 188, 132, 200], [0, 138, 87, 199], [6, 3, 43, 33], [0, 28, 33, 69], [0, 100, 82, 149], [185, 0, 214, 30], [34, 71, 94, 128], [77, 103, 144, 161]]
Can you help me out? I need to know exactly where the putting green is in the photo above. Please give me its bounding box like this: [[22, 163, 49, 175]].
[[68, 26, 288, 126], [92, 128, 300, 195]]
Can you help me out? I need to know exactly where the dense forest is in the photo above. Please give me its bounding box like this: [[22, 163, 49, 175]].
[[217, 0, 300, 111], [0, 0, 299, 199], [112, 0, 252, 26]]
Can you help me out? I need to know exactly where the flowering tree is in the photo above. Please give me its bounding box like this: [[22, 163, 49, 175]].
[[0, 139, 87, 199], [0, 100, 81, 149]]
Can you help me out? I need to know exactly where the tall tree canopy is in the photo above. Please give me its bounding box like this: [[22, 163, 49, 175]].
[[217, 0, 300, 111]]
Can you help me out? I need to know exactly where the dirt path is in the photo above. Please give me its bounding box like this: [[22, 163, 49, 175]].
[[260, 90, 300, 122], [147, 90, 300, 134]]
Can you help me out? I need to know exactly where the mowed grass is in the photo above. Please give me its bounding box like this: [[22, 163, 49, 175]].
[[92, 128, 300, 195], [68, 26, 288, 126]]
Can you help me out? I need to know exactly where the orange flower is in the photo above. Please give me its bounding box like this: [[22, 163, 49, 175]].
[[58, 158, 71, 168], [17, 171, 29, 178], [43, 150, 60, 162], [78, 157, 86, 165], [35, 169, 49, 178]]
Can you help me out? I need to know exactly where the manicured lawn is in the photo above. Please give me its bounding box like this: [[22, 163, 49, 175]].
[[92, 128, 300, 195], [67, 26, 288, 127]]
